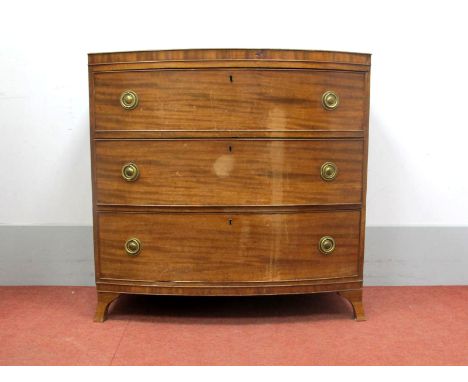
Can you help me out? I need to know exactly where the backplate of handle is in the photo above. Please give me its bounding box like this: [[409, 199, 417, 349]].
[[319, 236, 335, 255], [120, 90, 139, 110], [121, 163, 139, 182], [125, 238, 141, 256]]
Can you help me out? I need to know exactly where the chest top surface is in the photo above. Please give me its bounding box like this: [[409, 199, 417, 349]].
[[88, 48, 371, 67]]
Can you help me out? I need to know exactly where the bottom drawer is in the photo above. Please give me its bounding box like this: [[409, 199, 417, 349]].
[[97, 211, 360, 282]]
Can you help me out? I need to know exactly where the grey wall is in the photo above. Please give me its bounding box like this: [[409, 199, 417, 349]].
[[0, 226, 95, 285], [363, 227, 468, 285], [0, 226, 466, 286]]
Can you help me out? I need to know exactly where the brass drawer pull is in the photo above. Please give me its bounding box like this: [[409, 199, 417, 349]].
[[322, 90, 339, 110], [320, 162, 338, 181], [319, 236, 335, 255], [121, 163, 139, 182], [125, 238, 141, 256], [120, 90, 139, 110]]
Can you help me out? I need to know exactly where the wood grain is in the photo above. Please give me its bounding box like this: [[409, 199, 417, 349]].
[[91, 61, 370, 73], [94, 292, 119, 322], [357, 71, 372, 281], [339, 289, 366, 321], [92, 130, 365, 140], [96, 281, 363, 296], [97, 210, 360, 283], [93, 69, 366, 132], [95, 139, 363, 206], [88, 49, 371, 67]]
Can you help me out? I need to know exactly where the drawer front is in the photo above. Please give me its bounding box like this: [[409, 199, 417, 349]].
[[97, 211, 360, 282], [95, 140, 363, 206], [93, 69, 366, 132]]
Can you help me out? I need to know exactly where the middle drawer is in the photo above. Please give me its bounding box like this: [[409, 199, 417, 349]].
[[95, 139, 363, 206]]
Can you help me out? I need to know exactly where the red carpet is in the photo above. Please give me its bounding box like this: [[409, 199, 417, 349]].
[[0, 286, 467, 365]]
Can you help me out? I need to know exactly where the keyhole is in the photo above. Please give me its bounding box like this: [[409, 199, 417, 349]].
[[228, 218, 233, 225], [228, 145, 232, 152], [229, 75, 233, 82]]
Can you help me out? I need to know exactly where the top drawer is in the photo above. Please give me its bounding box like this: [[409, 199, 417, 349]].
[[92, 69, 366, 132]]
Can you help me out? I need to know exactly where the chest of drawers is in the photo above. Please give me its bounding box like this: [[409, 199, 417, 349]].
[[88, 49, 371, 322]]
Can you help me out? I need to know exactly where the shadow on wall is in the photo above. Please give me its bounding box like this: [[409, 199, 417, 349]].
[[43, 111, 93, 225], [366, 112, 424, 226]]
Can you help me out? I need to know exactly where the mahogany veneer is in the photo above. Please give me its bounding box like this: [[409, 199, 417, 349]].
[[93, 70, 366, 132], [95, 140, 364, 206], [88, 49, 371, 322]]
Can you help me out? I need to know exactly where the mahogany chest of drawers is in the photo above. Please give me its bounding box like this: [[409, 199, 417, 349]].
[[88, 49, 371, 322]]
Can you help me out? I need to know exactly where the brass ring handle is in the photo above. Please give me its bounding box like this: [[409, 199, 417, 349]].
[[322, 90, 340, 110], [321, 162, 338, 181], [319, 236, 335, 255], [125, 238, 141, 256], [120, 90, 139, 110], [121, 163, 139, 182]]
